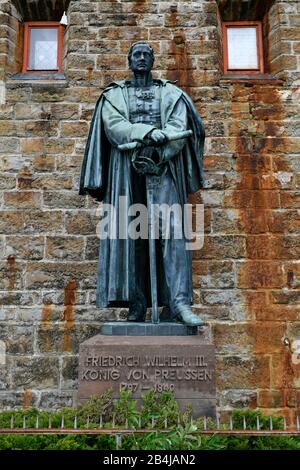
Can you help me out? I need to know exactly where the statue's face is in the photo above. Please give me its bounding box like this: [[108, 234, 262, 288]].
[[129, 44, 153, 73]]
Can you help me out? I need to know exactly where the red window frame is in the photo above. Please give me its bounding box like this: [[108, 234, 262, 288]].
[[22, 21, 64, 73], [222, 21, 264, 75]]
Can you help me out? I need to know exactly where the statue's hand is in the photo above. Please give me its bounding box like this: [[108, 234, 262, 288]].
[[149, 129, 167, 144]]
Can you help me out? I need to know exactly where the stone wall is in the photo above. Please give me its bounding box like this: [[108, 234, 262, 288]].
[[0, 0, 299, 419]]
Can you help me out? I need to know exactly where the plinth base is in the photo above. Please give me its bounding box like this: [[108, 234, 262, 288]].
[[100, 321, 198, 336], [78, 335, 216, 417]]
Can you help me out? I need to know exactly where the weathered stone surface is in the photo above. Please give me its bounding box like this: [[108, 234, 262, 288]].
[[202, 290, 245, 306], [194, 235, 246, 259], [45, 236, 85, 260], [5, 235, 44, 260], [0, 235, 5, 259], [284, 389, 300, 408], [43, 191, 85, 209], [0, 137, 19, 152], [56, 156, 83, 173], [60, 121, 89, 138], [0, 325, 34, 354], [213, 323, 286, 355], [20, 138, 45, 154], [30, 86, 67, 103], [85, 236, 99, 260], [270, 352, 300, 389], [0, 363, 10, 390], [246, 235, 300, 260], [216, 355, 271, 389], [37, 323, 100, 354], [18, 175, 73, 190], [32, 156, 55, 172], [42, 289, 86, 306], [61, 356, 79, 390], [65, 210, 98, 235], [0, 0, 299, 416], [67, 54, 95, 70], [4, 191, 42, 208], [24, 120, 58, 137], [0, 391, 39, 409], [15, 103, 50, 120], [0, 211, 24, 234], [23, 211, 64, 234], [45, 138, 75, 154], [12, 357, 60, 389], [50, 103, 80, 120], [192, 261, 235, 288], [193, 304, 232, 322], [39, 391, 75, 411], [0, 104, 13, 119], [14, 307, 47, 322], [0, 120, 25, 136], [237, 261, 285, 289], [271, 290, 300, 305], [218, 389, 257, 408], [257, 390, 284, 408], [0, 258, 25, 290], [0, 290, 40, 306], [74, 306, 118, 322], [25, 262, 97, 289]]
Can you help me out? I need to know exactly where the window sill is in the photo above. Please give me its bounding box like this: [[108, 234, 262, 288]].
[[220, 73, 283, 84], [9, 72, 67, 84]]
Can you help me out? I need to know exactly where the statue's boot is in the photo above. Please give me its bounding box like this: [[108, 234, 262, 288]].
[[173, 304, 204, 326]]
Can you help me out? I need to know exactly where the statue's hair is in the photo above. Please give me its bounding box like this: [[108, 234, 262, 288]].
[[128, 41, 154, 64]]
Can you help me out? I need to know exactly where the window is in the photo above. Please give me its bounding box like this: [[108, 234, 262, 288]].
[[222, 22, 264, 75], [22, 22, 64, 73]]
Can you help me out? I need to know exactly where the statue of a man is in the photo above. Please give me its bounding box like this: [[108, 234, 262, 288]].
[[79, 41, 205, 326]]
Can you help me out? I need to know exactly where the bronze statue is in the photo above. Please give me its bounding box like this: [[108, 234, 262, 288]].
[[79, 41, 205, 326]]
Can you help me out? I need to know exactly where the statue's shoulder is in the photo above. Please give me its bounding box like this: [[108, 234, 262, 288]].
[[94, 81, 127, 107], [154, 78, 180, 90]]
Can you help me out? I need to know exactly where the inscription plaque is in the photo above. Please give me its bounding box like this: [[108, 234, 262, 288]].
[[78, 336, 216, 416]]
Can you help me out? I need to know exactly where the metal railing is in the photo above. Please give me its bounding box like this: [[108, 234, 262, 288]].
[[1, 413, 300, 435]]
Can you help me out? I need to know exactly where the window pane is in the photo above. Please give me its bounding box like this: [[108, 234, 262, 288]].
[[28, 28, 58, 70], [227, 27, 258, 70]]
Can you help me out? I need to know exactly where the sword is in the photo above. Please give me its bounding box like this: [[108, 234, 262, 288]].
[[146, 174, 159, 323]]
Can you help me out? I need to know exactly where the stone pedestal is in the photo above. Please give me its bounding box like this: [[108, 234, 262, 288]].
[[78, 324, 216, 417]]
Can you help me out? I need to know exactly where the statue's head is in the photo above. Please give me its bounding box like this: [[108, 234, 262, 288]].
[[128, 41, 154, 73]]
